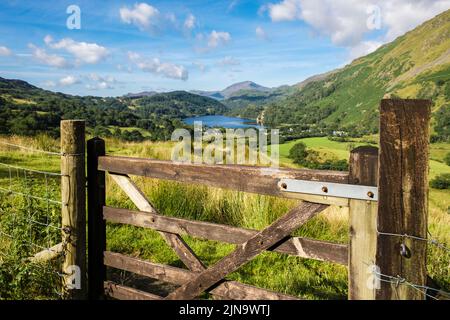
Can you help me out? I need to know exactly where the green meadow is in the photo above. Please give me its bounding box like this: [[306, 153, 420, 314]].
[[0, 135, 449, 299]]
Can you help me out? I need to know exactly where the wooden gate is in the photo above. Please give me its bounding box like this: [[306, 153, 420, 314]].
[[87, 99, 431, 300]]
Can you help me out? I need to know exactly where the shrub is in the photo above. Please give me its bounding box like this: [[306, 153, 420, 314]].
[[444, 152, 450, 166], [430, 173, 450, 189], [289, 142, 308, 165]]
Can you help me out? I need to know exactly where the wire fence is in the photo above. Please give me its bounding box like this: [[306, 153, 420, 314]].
[[0, 141, 67, 299], [0, 139, 449, 300]]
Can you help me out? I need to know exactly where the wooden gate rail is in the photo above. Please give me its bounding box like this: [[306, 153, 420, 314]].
[[104, 252, 299, 300], [103, 206, 347, 264], [98, 156, 350, 207], [87, 99, 431, 300]]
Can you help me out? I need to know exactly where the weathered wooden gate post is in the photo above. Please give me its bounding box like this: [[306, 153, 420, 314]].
[[375, 99, 431, 299], [348, 146, 379, 299], [87, 137, 106, 300], [61, 120, 87, 299], [349, 99, 431, 300]]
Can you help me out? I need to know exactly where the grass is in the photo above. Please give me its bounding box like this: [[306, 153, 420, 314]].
[[107, 126, 152, 138], [0, 134, 449, 299]]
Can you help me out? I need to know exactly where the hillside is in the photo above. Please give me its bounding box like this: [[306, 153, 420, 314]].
[[260, 9, 450, 141], [0, 77, 227, 140], [130, 91, 228, 118]]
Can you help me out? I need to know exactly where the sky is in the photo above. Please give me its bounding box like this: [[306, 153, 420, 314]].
[[0, 0, 449, 97]]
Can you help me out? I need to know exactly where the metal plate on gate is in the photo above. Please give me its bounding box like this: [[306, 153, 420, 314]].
[[279, 179, 378, 201]]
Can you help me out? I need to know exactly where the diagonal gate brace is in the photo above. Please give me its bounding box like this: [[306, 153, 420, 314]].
[[165, 201, 328, 300]]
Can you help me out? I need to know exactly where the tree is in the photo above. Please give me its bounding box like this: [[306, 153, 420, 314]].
[[430, 173, 450, 189], [289, 142, 309, 165]]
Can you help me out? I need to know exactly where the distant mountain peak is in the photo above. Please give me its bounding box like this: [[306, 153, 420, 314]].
[[222, 81, 269, 95], [191, 81, 270, 100]]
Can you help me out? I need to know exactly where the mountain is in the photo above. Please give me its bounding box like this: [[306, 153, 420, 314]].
[[192, 81, 270, 100], [258, 9, 450, 141], [0, 77, 228, 140], [221, 81, 270, 97]]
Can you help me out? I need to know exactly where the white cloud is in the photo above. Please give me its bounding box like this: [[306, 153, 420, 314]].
[[208, 30, 231, 48], [184, 14, 196, 31], [264, 0, 450, 58], [0, 46, 12, 56], [117, 64, 133, 73], [381, 0, 450, 41], [86, 73, 116, 83], [42, 80, 56, 87], [267, 0, 302, 21], [128, 51, 188, 80], [46, 36, 109, 64], [349, 41, 383, 61], [166, 13, 177, 24], [227, 0, 239, 12], [255, 26, 268, 40], [29, 44, 70, 68], [59, 75, 80, 86], [192, 62, 206, 72], [44, 35, 53, 45], [218, 56, 240, 66], [84, 73, 116, 90], [86, 81, 114, 90], [120, 3, 160, 31]]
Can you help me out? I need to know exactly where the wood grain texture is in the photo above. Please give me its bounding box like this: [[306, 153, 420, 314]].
[[98, 156, 349, 201], [29, 242, 64, 263], [104, 251, 299, 300], [61, 120, 86, 299], [109, 173, 206, 272], [377, 99, 431, 300], [104, 281, 162, 300], [165, 202, 327, 300], [103, 206, 347, 264], [348, 146, 378, 300]]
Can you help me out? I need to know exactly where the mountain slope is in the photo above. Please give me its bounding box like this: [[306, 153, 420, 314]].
[[0, 77, 228, 139], [192, 81, 270, 100], [130, 91, 228, 118], [261, 9, 450, 140]]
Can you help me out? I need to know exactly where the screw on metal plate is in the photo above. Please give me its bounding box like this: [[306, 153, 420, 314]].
[[321, 186, 328, 193], [367, 191, 374, 199], [280, 182, 287, 189]]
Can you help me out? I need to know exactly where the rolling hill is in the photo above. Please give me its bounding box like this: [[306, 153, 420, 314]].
[[0, 77, 228, 139], [258, 9, 450, 140]]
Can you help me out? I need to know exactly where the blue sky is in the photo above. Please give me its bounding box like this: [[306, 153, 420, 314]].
[[0, 0, 449, 96]]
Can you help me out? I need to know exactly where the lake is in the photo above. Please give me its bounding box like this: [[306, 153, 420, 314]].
[[183, 115, 262, 129]]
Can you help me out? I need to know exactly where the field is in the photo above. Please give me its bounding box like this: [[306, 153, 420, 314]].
[[0, 134, 449, 299]]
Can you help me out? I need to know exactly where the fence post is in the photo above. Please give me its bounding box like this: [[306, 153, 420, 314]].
[[375, 99, 431, 299], [348, 146, 378, 300], [61, 120, 87, 299], [87, 137, 106, 300]]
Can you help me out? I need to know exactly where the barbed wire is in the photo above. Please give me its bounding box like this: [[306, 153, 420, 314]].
[[0, 141, 83, 157], [372, 269, 450, 300], [0, 141, 62, 156], [376, 226, 450, 253], [0, 146, 67, 299], [0, 162, 64, 177]]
